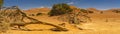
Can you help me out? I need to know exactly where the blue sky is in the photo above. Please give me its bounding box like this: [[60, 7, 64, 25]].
[[4, 0, 120, 10]]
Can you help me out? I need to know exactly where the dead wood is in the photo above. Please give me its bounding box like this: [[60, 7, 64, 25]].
[[0, 6, 68, 32]]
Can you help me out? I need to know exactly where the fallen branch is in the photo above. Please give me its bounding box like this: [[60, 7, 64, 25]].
[[0, 6, 68, 32]]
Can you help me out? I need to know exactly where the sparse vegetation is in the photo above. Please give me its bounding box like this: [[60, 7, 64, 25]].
[[88, 10, 94, 13], [48, 3, 72, 16], [113, 10, 120, 13], [100, 11, 103, 14], [29, 14, 35, 16], [36, 13, 42, 16], [1, 0, 120, 34], [57, 7, 92, 30], [29, 13, 43, 16]]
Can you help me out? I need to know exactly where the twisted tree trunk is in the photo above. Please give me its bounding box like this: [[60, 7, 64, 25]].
[[0, 6, 68, 32]]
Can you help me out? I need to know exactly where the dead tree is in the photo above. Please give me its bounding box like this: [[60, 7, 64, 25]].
[[57, 8, 92, 30], [0, 6, 68, 32], [68, 8, 92, 30], [59, 8, 91, 24]]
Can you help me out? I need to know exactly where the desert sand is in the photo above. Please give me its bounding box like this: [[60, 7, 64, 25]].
[[1, 7, 120, 34]]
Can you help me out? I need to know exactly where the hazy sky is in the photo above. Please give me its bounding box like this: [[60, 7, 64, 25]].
[[4, 0, 120, 10]]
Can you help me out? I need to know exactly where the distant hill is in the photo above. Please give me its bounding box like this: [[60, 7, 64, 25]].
[[87, 8, 100, 13], [24, 7, 50, 14], [103, 8, 120, 13], [23, 6, 120, 15]]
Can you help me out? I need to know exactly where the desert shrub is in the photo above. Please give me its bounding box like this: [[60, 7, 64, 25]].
[[31, 14, 35, 16], [29, 14, 35, 16], [36, 13, 42, 16], [100, 11, 103, 14], [88, 11, 94, 13], [48, 3, 72, 16], [113, 10, 120, 13]]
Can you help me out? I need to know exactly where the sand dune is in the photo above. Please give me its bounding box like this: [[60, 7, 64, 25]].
[[1, 7, 120, 34]]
